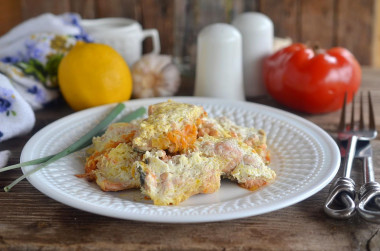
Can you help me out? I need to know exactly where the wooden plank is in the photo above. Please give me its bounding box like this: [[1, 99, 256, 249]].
[[299, 0, 334, 49], [0, 0, 23, 36], [0, 67, 380, 250], [173, 0, 189, 69], [259, 0, 299, 41], [94, 0, 142, 21], [371, 0, 380, 67], [20, 0, 70, 19], [0, 0, 377, 68], [335, 0, 375, 65], [173, 0, 260, 73], [243, 0, 260, 12], [173, 0, 202, 72], [69, 0, 96, 19], [141, 0, 175, 54]]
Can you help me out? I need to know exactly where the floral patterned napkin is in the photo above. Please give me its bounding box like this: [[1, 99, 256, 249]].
[[0, 13, 91, 167], [0, 73, 35, 142], [0, 13, 91, 110]]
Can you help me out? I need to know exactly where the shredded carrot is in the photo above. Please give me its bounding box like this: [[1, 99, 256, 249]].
[[104, 141, 120, 149], [265, 151, 271, 162], [85, 151, 100, 173], [83, 151, 102, 181], [121, 131, 136, 143], [102, 131, 135, 150], [82, 135, 132, 181], [167, 123, 197, 153]]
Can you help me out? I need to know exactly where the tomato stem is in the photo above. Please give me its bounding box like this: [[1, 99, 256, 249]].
[[312, 44, 325, 55]]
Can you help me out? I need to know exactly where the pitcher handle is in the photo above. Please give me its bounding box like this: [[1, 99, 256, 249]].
[[142, 29, 161, 54]]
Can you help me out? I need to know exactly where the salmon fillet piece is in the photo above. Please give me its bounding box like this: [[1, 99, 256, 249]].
[[196, 135, 276, 191], [137, 150, 221, 205], [133, 100, 207, 154]]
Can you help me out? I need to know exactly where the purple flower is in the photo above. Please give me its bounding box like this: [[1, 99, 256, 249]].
[[25, 40, 45, 62], [0, 87, 14, 113], [0, 97, 11, 113], [62, 13, 93, 42], [27, 85, 38, 94], [1, 56, 21, 64], [27, 85, 46, 103]]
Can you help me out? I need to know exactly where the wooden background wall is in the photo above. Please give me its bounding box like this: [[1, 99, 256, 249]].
[[0, 0, 378, 71]]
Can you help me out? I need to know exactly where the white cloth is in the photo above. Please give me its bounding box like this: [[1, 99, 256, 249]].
[[0, 73, 35, 142], [0, 33, 76, 110], [0, 13, 92, 144], [0, 13, 91, 110], [0, 13, 81, 46], [0, 13, 83, 58], [0, 150, 11, 168]]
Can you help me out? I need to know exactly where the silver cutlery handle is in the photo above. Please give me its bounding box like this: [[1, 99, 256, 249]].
[[343, 135, 358, 178], [357, 156, 380, 223], [363, 156, 375, 183], [324, 135, 357, 219], [324, 177, 356, 219]]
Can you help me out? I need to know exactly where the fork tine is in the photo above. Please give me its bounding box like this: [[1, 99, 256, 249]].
[[350, 94, 356, 131], [368, 91, 376, 130], [359, 92, 364, 130], [338, 92, 347, 132]]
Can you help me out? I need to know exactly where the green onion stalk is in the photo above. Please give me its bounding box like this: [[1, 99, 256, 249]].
[[2, 104, 146, 192]]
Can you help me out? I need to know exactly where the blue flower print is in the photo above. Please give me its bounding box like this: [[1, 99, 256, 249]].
[[27, 85, 46, 104], [25, 39, 47, 63], [0, 87, 14, 114], [69, 13, 80, 26], [0, 131, 3, 140], [61, 13, 92, 42], [0, 97, 11, 113], [61, 13, 81, 28], [27, 85, 38, 94], [1, 56, 21, 64]]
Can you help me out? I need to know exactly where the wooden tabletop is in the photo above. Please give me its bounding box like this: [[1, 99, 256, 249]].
[[1, 67, 379, 250]]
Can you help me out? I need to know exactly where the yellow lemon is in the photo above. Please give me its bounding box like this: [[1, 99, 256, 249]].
[[58, 42, 132, 111]]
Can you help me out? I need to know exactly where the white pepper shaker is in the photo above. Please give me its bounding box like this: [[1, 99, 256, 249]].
[[232, 12, 274, 97], [194, 23, 245, 101]]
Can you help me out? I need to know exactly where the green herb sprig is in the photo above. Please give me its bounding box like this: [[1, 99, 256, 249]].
[[2, 104, 146, 192]]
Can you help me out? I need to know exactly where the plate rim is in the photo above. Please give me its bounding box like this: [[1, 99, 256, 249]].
[[20, 97, 340, 223]]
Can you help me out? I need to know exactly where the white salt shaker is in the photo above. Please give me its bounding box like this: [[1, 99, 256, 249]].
[[232, 12, 273, 97], [194, 23, 245, 101]]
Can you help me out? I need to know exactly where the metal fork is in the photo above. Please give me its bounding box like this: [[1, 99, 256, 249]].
[[324, 92, 377, 219], [356, 92, 380, 223]]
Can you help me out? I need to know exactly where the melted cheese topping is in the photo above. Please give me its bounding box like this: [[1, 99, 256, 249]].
[[138, 151, 222, 205], [81, 100, 276, 206], [133, 100, 206, 153], [94, 143, 141, 191]]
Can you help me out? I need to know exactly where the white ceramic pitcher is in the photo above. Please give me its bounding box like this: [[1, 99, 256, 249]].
[[81, 18, 160, 67]]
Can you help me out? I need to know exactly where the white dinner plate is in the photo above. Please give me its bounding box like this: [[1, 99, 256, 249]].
[[21, 97, 340, 223]]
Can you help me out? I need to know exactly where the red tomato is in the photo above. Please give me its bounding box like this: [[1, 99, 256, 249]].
[[263, 43, 361, 114]]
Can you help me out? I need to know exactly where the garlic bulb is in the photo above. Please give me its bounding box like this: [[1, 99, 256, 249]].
[[132, 54, 180, 98]]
